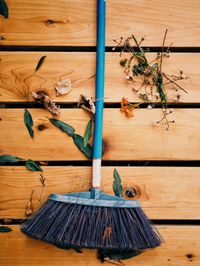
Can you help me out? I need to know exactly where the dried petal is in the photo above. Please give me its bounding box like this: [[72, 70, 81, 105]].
[[25, 190, 34, 217], [120, 106, 134, 118], [32, 92, 60, 115], [77, 95, 95, 114], [55, 78, 72, 96]]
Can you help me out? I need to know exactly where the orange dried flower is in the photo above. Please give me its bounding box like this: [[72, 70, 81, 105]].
[[120, 106, 134, 118], [121, 97, 129, 107]]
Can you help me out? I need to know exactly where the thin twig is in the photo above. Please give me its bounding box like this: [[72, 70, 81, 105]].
[[162, 72, 188, 93], [160, 29, 168, 72]]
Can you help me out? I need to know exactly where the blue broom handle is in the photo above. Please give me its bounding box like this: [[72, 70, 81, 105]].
[[93, 0, 106, 159]]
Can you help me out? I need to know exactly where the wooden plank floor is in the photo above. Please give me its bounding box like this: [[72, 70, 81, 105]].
[[0, 167, 200, 219], [0, 0, 200, 266], [0, 226, 199, 266], [0, 52, 199, 103], [0, 0, 199, 46]]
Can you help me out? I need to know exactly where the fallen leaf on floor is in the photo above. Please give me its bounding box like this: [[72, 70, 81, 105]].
[[25, 190, 34, 216], [72, 134, 93, 159], [0, 155, 23, 165], [83, 118, 93, 147], [0, 0, 8, 18], [38, 161, 48, 166], [32, 92, 60, 115], [24, 109, 34, 138], [49, 118, 75, 136], [77, 94, 95, 114], [113, 168, 123, 197], [0, 226, 12, 233], [25, 159, 43, 172], [55, 78, 72, 96], [35, 56, 47, 72]]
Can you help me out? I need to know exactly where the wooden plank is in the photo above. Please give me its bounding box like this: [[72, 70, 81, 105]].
[[0, 109, 200, 161], [0, 1, 199, 46], [0, 52, 199, 103], [0, 225, 199, 266], [0, 166, 200, 219], [0, 52, 95, 102], [0, 0, 96, 46]]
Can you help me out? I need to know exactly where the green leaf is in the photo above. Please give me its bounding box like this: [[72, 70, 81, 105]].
[[72, 134, 93, 159], [24, 109, 34, 138], [83, 118, 93, 147], [0, 226, 12, 233], [108, 250, 142, 260], [0, 155, 22, 165], [49, 118, 75, 137], [113, 168, 123, 197], [25, 159, 42, 172], [0, 0, 8, 18], [35, 56, 47, 72], [156, 72, 167, 102]]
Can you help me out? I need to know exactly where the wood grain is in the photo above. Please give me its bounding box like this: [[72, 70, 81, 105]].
[[0, 109, 200, 161], [0, 52, 199, 103], [0, 166, 200, 219], [0, 1, 199, 46], [0, 225, 199, 266]]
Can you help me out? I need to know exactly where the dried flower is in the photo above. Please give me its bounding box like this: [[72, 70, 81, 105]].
[[120, 106, 134, 118], [121, 97, 129, 106]]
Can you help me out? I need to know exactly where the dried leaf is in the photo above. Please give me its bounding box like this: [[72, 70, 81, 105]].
[[32, 92, 60, 115], [24, 109, 34, 138], [77, 95, 95, 114], [55, 78, 72, 96], [26, 190, 34, 216], [38, 161, 48, 166], [35, 56, 47, 72], [0, 155, 22, 165], [83, 118, 93, 147], [72, 134, 93, 159], [0, 226, 12, 233], [39, 174, 46, 187], [25, 159, 43, 172], [0, 0, 8, 18], [113, 168, 123, 197]]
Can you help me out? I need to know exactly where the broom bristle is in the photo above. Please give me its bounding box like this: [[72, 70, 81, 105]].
[[21, 199, 162, 250]]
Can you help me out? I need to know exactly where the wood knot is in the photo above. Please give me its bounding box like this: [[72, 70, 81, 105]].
[[38, 124, 46, 131], [124, 185, 141, 200], [124, 187, 137, 198], [186, 253, 194, 262], [45, 19, 56, 28]]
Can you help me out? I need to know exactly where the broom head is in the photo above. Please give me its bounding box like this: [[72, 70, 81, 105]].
[[21, 188, 162, 251]]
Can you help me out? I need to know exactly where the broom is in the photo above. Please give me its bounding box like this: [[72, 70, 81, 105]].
[[21, 0, 162, 252]]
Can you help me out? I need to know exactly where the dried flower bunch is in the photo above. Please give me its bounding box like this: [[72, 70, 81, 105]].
[[113, 30, 188, 130]]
